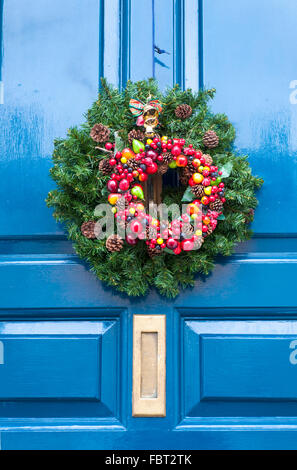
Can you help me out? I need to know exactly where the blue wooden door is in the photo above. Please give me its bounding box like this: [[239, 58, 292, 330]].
[[1, 0, 297, 450]]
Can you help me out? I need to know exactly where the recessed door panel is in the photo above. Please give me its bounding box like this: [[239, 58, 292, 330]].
[[181, 319, 297, 425], [0, 320, 121, 422]]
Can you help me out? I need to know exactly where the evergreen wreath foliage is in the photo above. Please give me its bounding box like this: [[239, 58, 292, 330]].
[[46, 78, 263, 298]]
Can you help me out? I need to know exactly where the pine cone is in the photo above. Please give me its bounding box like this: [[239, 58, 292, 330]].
[[179, 174, 189, 186], [146, 224, 157, 240], [128, 129, 145, 146], [81, 221, 96, 239], [162, 152, 173, 164], [98, 158, 112, 175], [175, 104, 193, 120], [192, 184, 205, 198], [116, 196, 129, 211], [209, 199, 224, 212], [106, 234, 124, 252], [90, 123, 110, 143], [181, 222, 194, 238], [203, 130, 219, 149], [179, 172, 190, 186], [147, 246, 163, 257], [203, 154, 213, 166], [158, 163, 168, 175], [127, 158, 140, 171], [187, 161, 198, 174]]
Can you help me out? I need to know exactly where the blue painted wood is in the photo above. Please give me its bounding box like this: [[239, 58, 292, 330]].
[[1, 0, 297, 450], [182, 319, 297, 426], [0, 317, 123, 425], [0, 0, 99, 236], [203, 0, 297, 235]]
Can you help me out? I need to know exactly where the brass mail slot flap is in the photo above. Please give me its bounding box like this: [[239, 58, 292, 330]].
[[132, 315, 166, 417]]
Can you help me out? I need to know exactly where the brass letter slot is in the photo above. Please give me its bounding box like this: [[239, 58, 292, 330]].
[[132, 315, 166, 417]]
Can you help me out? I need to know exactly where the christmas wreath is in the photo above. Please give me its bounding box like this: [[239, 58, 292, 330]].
[[47, 78, 263, 298]]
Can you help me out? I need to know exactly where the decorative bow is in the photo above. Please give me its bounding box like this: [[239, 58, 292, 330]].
[[129, 98, 163, 117]]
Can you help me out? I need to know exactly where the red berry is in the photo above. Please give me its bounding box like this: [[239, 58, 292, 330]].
[[181, 240, 194, 251], [202, 178, 211, 187], [166, 238, 178, 250], [146, 163, 158, 174], [143, 157, 153, 166], [109, 158, 117, 166], [171, 145, 182, 156], [126, 235, 138, 245], [119, 179, 130, 191], [173, 244, 182, 255], [146, 150, 158, 160], [181, 214, 190, 223], [105, 142, 113, 150], [130, 220, 143, 234], [107, 180, 118, 192], [176, 155, 188, 167]]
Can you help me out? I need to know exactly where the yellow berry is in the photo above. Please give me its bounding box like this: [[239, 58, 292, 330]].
[[191, 213, 198, 220], [147, 139, 153, 145], [204, 186, 212, 196], [157, 238, 164, 245], [129, 208, 136, 215], [112, 207, 117, 214], [195, 230, 202, 236], [161, 136, 168, 142], [192, 173, 204, 184], [121, 157, 127, 164]]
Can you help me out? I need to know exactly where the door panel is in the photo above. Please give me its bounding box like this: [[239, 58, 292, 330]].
[[0, 319, 123, 424], [0, 0, 99, 236], [203, 0, 297, 235], [181, 319, 297, 426]]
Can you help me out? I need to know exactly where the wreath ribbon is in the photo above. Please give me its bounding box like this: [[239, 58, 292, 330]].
[[129, 98, 163, 117]]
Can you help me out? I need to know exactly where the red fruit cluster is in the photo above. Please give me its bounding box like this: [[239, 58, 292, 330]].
[[101, 134, 226, 256]]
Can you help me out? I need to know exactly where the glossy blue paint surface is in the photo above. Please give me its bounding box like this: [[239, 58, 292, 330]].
[[204, 0, 297, 235], [0, 0, 297, 450], [0, 0, 99, 236]]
